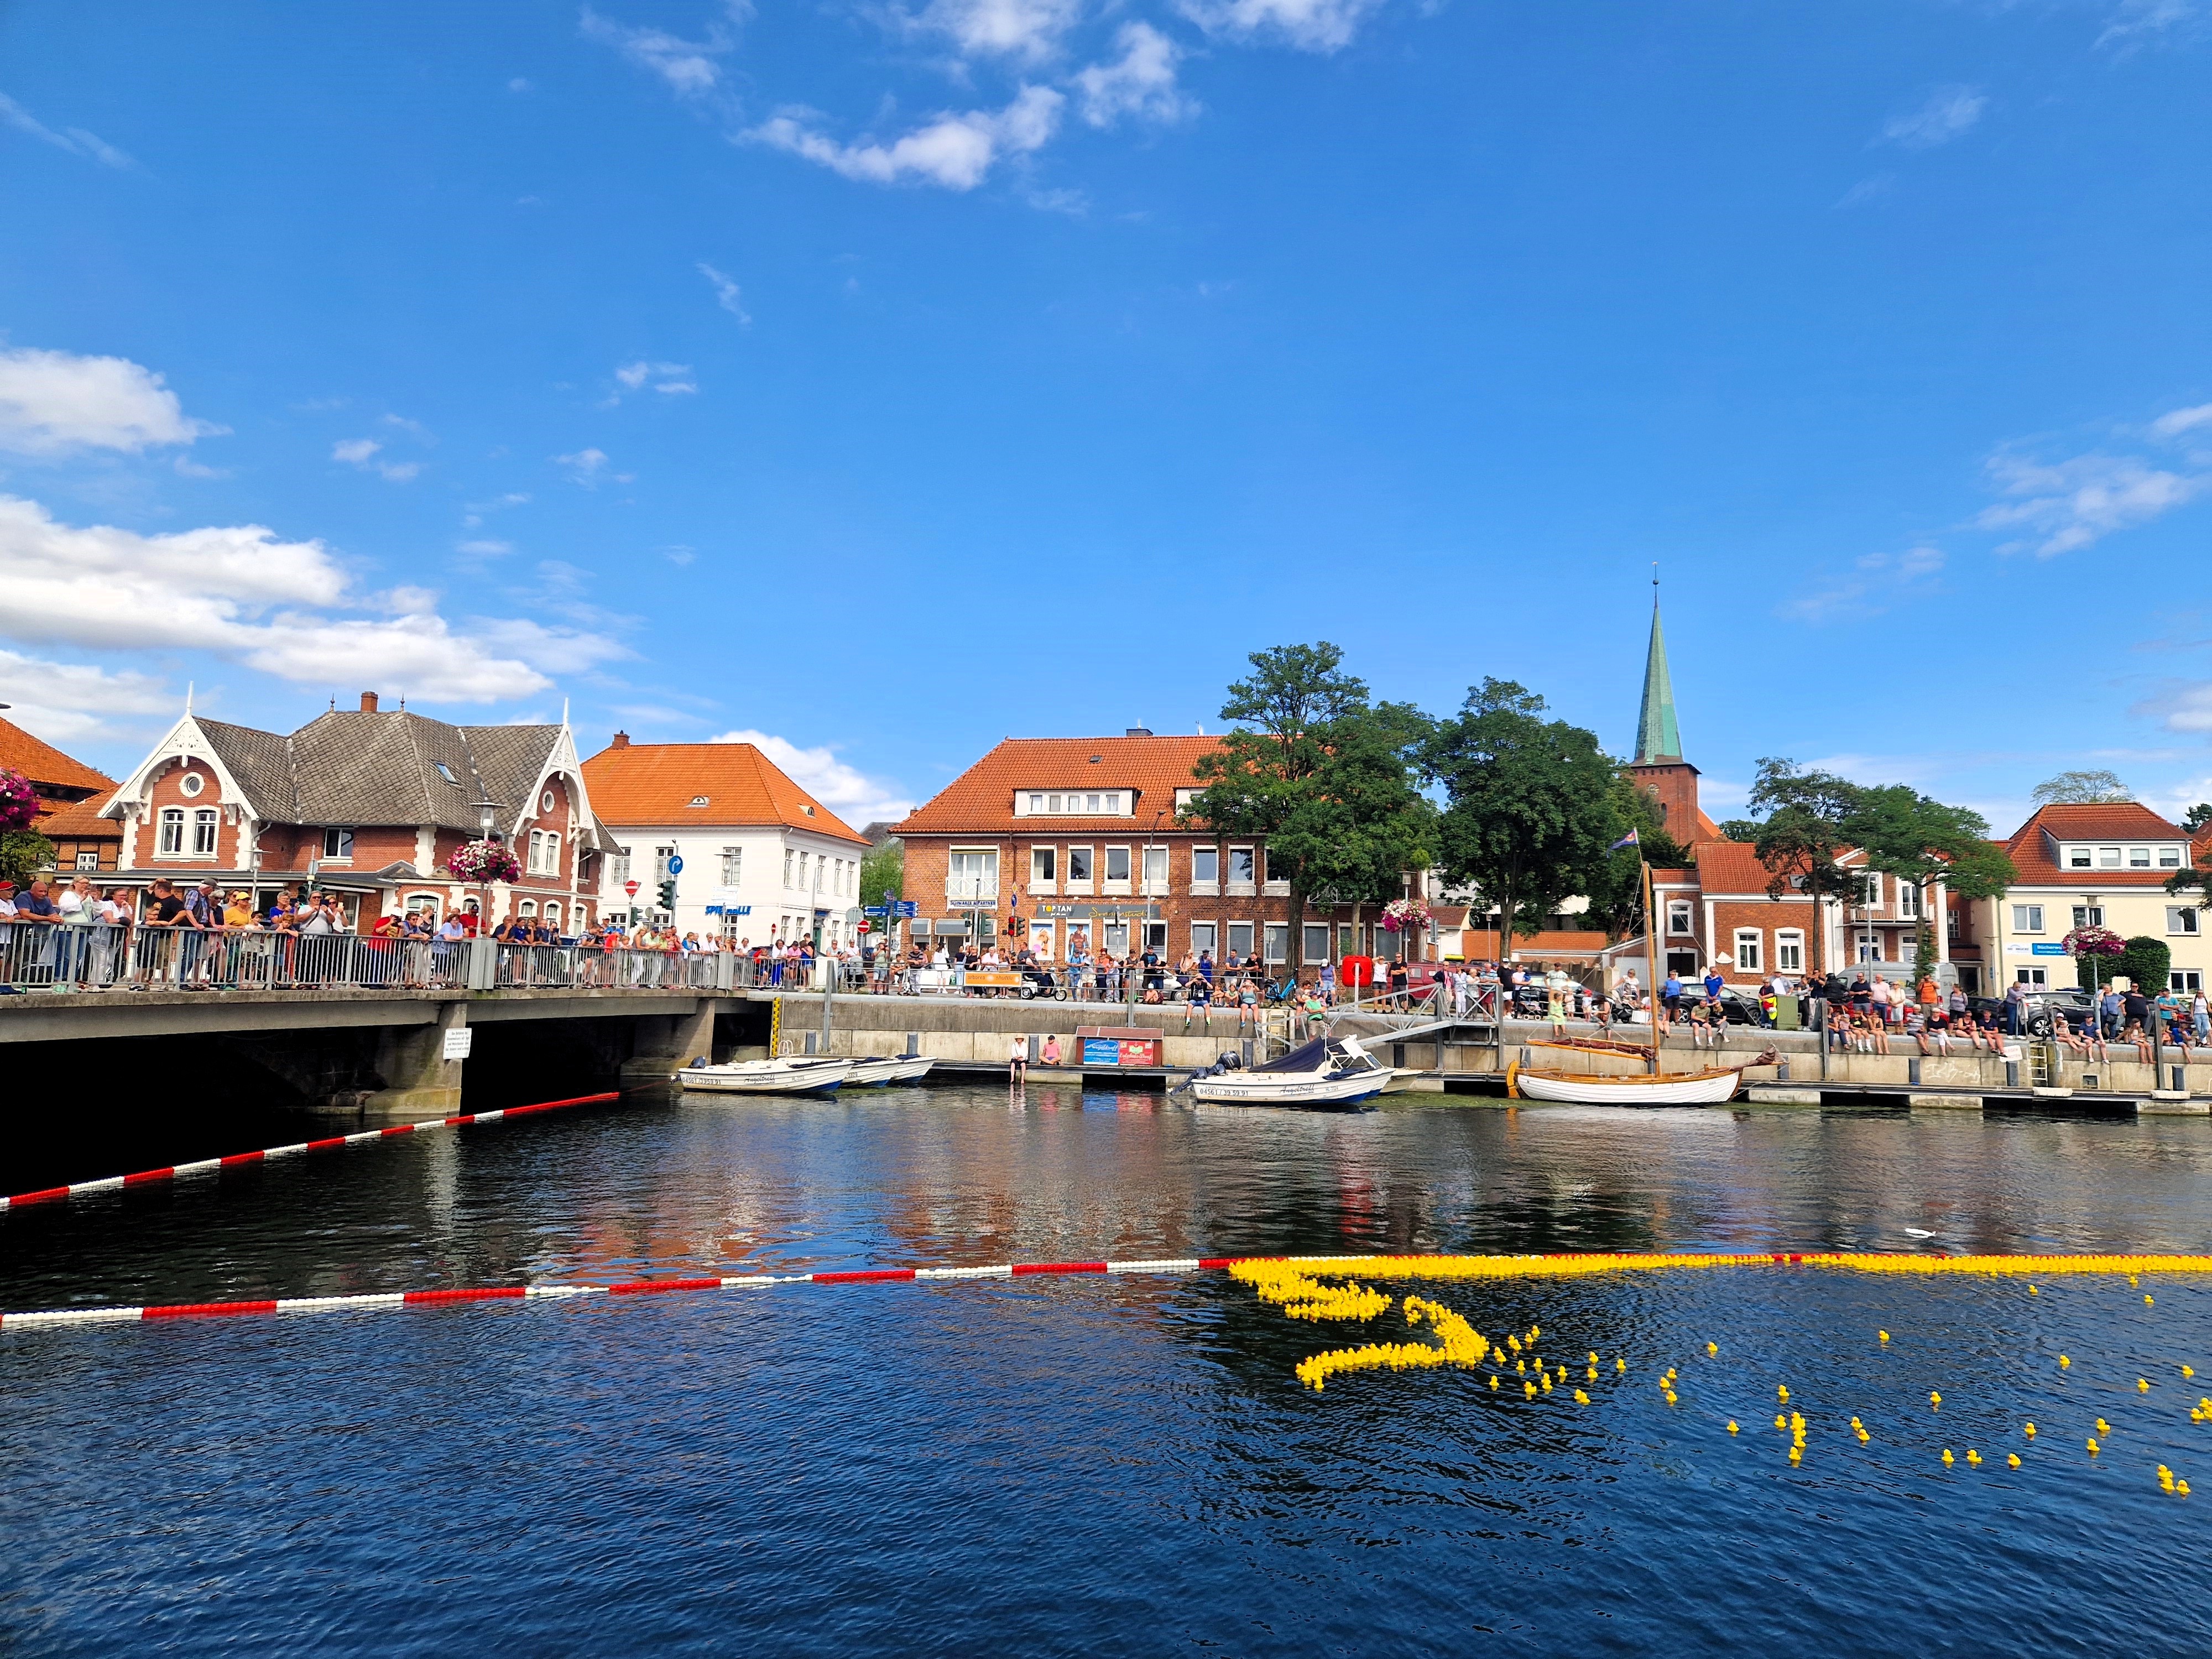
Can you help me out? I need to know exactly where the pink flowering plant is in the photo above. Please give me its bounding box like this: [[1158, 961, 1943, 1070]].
[[1380, 897, 1432, 933], [2061, 925, 2125, 958], [0, 768, 37, 833], [447, 838, 520, 884]]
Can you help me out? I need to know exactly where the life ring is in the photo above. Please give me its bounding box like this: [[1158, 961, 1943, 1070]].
[[1505, 1061, 1520, 1100]]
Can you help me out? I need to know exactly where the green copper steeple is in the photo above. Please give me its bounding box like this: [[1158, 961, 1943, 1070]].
[[1634, 578, 1681, 763]]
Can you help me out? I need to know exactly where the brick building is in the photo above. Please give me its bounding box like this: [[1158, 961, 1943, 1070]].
[[0, 714, 122, 873], [893, 730, 1347, 967], [97, 692, 615, 930]]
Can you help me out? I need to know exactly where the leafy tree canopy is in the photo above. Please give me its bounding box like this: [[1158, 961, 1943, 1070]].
[[860, 841, 904, 909], [2182, 802, 2212, 835], [2031, 769, 2132, 806], [1581, 769, 1690, 940], [0, 830, 54, 890], [1421, 679, 1618, 942]]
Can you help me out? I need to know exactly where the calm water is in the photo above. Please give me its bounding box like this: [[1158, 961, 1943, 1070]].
[[4, 1087, 2211, 1655]]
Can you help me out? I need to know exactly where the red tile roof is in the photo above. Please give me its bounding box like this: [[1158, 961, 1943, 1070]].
[[2001, 802, 2190, 887], [1689, 841, 1821, 898], [1460, 928, 1611, 959], [35, 796, 121, 839], [0, 716, 114, 795], [894, 735, 1223, 836], [581, 742, 867, 844]]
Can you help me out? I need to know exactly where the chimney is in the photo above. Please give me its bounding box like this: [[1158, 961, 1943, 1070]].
[[611, 730, 631, 749], [1125, 726, 1152, 738], [359, 692, 380, 713]]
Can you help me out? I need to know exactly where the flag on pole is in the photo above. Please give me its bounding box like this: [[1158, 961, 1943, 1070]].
[[1609, 828, 1640, 852]]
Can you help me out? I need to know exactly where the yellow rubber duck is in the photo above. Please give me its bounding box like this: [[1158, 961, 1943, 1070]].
[[2030, 1285, 2038, 1295], [1615, 1358, 1625, 1373], [1707, 1342, 1718, 1357], [1788, 1446, 1802, 1465], [2180, 1481, 2193, 1496], [1728, 1420, 1740, 1434], [1850, 1415, 1863, 1428], [1775, 1413, 1787, 1430], [1586, 1365, 1598, 1381], [2184, 1365, 2195, 1379], [1663, 1390, 1678, 1405], [2008, 1453, 2021, 1468], [1531, 1325, 1542, 1339], [2059, 1355, 2071, 1369], [1490, 1375, 1500, 1391], [1509, 1335, 1522, 1353], [1524, 1380, 1536, 1399], [2138, 1378, 2151, 1392], [1516, 1358, 1527, 1375], [1931, 1391, 1942, 1408], [2088, 1437, 2101, 1454], [1587, 1351, 1598, 1365], [2146, 1295, 2154, 1306], [1966, 1449, 1982, 1465], [2096, 1418, 2110, 1436], [2024, 1422, 2037, 1439], [1778, 1385, 1790, 1402], [1879, 1331, 1890, 1344], [1574, 1389, 1589, 1405], [1541, 1374, 1553, 1393], [1942, 1448, 1954, 1465]]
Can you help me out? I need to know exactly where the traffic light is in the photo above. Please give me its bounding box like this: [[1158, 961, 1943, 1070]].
[[656, 879, 676, 911]]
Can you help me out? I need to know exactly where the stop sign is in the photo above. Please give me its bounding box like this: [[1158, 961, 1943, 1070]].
[[624, 880, 640, 898]]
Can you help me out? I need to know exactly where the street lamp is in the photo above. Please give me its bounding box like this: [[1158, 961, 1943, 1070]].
[[468, 796, 504, 935]]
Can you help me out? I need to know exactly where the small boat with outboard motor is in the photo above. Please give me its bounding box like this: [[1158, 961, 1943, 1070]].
[[673, 1056, 854, 1095], [1181, 1034, 1396, 1109], [841, 1056, 936, 1087]]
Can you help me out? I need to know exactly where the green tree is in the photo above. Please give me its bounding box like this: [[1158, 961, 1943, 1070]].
[[1183, 644, 1433, 970], [1421, 679, 1619, 955], [2182, 803, 2212, 835], [2116, 935, 2172, 997], [1582, 769, 1691, 941], [860, 840, 904, 908], [2031, 769, 2132, 806], [0, 829, 54, 889], [1738, 758, 1864, 983], [1849, 783, 2017, 908]]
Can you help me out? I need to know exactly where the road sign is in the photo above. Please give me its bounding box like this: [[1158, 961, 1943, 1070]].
[[666, 855, 684, 875], [893, 900, 919, 918], [863, 905, 890, 917], [2031, 941, 2067, 956], [624, 880, 640, 898], [858, 920, 871, 933]]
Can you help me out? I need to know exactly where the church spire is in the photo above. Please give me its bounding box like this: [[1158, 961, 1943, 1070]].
[[1635, 567, 1681, 763]]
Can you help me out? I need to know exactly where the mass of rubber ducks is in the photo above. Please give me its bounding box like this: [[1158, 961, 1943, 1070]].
[[1233, 1251, 2204, 1496]]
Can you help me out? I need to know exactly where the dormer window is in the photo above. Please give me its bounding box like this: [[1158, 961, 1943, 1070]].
[[1014, 790, 1129, 817], [435, 761, 460, 785], [2068, 847, 2092, 868], [802, 804, 816, 817], [688, 795, 711, 808]]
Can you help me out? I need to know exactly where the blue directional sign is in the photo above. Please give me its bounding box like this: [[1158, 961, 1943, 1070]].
[[863, 905, 890, 917], [893, 900, 919, 918], [666, 855, 684, 875]]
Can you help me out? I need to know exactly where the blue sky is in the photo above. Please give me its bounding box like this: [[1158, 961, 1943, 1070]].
[[1, 0, 2208, 832]]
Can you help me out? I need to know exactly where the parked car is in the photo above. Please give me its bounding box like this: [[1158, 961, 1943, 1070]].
[[1675, 985, 1765, 1026], [1968, 988, 2094, 1037]]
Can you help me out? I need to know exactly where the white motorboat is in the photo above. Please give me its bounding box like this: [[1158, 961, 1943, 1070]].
[[841, 1056, 937, 1087], [674, 1056, 854, 1095], [1506, 1062, 1743, 1107], [1186, 1035, 1396, 1110]]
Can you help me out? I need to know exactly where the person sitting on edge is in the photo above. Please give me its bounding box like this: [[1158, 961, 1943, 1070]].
[[1009, 1034, 1027, 1083], [1042, 1034, 1062, 1068], [1184, 971, 1213, 1029]]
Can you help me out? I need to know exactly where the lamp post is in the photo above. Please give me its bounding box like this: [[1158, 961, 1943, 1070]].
[[469, 796, 504, 936]]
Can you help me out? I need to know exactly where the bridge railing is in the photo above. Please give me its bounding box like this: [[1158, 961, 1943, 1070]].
[[0, 925, 758, 997]]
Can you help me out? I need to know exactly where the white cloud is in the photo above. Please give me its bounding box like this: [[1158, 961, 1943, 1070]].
[[331, 436, 420, 482], [1786, 544, 1945, 622], [708, 727, 914, 825], [578, 6, 738, 97], [2136, 685, 2212, 735], [1835, 173, 1894, 210], [2099, 0, 2201, 49], [457, 539, 514, 557], [1076, 23, 1196, 127], [509, 77, 534, 93], [613, 360, 696, 397], [2151, 403, 2212, 438], [1880, 85, 1986, 149], [0, 647, 173, 744], [0, 92, 134, 170], [750, 85, 1064, 190], [697, 262, 752, 322], [914, 0, 1083, 62], [1176, 0, 1382, 53], [1978, 451, 2203, 556], [0, 346, 224, 456], [555, 447, 633, 486], [0, 493, 625, 703]]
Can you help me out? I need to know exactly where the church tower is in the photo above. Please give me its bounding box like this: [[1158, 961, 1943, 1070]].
[[1625, 578, 1703, 843]]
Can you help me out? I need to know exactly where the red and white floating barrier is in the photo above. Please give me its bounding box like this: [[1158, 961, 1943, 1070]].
[[0, 1092, 621, 1212], [0, 1255, 1241, 1331]]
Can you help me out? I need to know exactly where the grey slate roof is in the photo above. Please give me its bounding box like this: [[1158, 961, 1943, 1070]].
[[192, 711, 585, 839]]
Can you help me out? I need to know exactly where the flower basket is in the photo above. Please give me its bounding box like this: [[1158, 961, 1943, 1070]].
[[447, 838, 520, 885], [2061, 925, 2125, 958], [0, 768, 38, 834], [1380, 898, 1432, 933]]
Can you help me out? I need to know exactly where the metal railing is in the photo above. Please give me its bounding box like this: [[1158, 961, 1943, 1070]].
[[0, 924, 764, 997]]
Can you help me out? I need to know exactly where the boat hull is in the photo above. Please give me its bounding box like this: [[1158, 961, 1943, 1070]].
[[1509, 1065, 1742, 1107], [675, 1060, 852, 1095], [1188, 1070, 1395, 1109], [843, 1057, 936, 1087]]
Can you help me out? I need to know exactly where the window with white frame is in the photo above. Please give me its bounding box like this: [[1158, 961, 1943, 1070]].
[[1734, 929, 1763, 973], [782, 849, 794, 888], [1264, 923, 1289, 964], [2068, 846, 2092, 868], [1303, 923, 1331, 962], [405, 892, 441, 918], [2159, 846, 2183, 868], [75, 849, 100, 870], [1191, 846, 1219, 888], [1775, 930, 1803, 973], [544, 901, 561, 928], [948, 848, 998, 899], [157, 807, 185, 855], [2012, 904, 2044, 932], [2169, 906, 2202, 936], [2129, 847, 2152, 868], [1227, 921, 1255, 958], [2073, 905, 2104, 928], [193, 809, 218, 857], [813, 857, 825, 893], [528, 830, 562, 875], [1142, 846, 1168, 891], [321, 826, 353, 860], [1065, 847, 1093, 890], [1855, 933, 1882, 963], [608, 846, 631, 888], [1897, 880, 1919, 919], [1859, 871, 1883, 907], [1103, 846, 1130, 890], [1190, 921, 1217, 956], [2098, 847, 2121, 868], [1030, 847, 1056, 888], [2016, 967, 2048, 988], [1227, 847, 1256, 888], [653, 844, 674, 883], [1015, 791, 1129, 817], [1667, 900, 1692, 935], [2174, 971, 2204, 993], [720, 846, 742, 886]]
